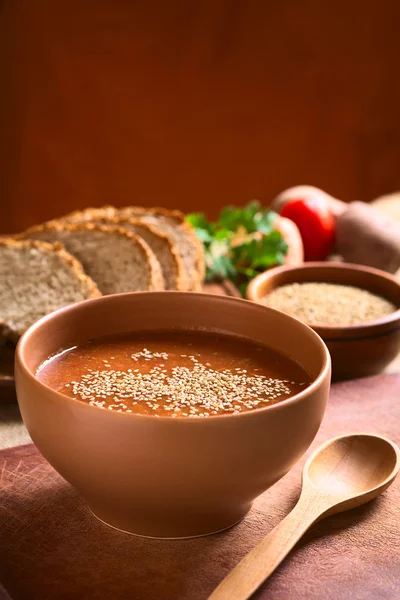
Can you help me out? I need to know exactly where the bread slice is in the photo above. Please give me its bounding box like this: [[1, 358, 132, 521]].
[[55, 205, 205, 291], [117, 207, 205, 291], [0, 238, 101, 342], [98, 218, 185, 291], [20, 223, 165, 295], [51, 208, 186, 290]]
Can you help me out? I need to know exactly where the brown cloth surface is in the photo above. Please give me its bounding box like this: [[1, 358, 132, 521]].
[[0, 374, 399, 600]]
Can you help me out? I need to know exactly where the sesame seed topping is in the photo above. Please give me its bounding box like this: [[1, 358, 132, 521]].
[[65, 348, 302, 417]]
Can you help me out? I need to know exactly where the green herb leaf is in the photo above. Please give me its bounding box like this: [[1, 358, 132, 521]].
[[186, 212, 211, 230], [186, 201, 288, 295]]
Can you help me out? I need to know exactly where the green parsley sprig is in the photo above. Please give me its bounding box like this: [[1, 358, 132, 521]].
[[186, 201, 288, 295]]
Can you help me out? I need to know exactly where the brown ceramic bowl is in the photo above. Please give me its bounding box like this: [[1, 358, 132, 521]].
[[247, 263, 400, 381], [15, 292, 330, 539]]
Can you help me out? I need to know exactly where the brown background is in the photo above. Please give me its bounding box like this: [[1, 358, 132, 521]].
[[1, 0, 400, 233]]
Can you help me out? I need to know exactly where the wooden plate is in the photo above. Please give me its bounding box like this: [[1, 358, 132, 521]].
[[0, 282, 241, 404]]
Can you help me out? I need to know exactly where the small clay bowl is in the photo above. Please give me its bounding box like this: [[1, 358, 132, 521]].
[[247, 263, 400, 381], [15, 292, 330, 539]]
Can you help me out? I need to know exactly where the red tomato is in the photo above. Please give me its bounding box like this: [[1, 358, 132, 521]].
[[280, 197, 335, 261]]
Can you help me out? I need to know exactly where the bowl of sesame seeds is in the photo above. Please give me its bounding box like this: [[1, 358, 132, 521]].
[[15, 291, 330, 538], [247, 262, 400, 380]]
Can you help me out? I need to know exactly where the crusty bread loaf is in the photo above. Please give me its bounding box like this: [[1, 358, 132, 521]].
[[0, 238, 101, 342], [117, 207, 205, 291], [20, 223, 165, 294], [51, 208, 185, 290]]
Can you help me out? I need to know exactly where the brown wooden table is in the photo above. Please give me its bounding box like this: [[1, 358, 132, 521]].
[[0, 373, 399, 600]]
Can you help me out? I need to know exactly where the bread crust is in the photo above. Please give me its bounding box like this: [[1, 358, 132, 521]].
[[56, 205, 118, 224]]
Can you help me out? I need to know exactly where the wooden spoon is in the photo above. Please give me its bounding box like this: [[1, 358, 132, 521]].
[[208, 433, 400, 600]]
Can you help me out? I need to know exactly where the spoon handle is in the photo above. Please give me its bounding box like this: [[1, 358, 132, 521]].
[[208, 494, 322, 600]]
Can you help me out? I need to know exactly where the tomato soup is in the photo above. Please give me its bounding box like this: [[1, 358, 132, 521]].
[[36, 331, 311, 417]]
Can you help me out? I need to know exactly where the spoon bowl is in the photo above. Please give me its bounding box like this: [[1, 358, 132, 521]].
[[304, 434, 400, 510], [209, 433, 400, 600]]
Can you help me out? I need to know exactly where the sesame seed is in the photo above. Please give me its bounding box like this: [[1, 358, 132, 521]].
[[66, 348, 303, 418]]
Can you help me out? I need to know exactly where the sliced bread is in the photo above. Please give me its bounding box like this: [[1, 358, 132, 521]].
[[96, 218, 186, 291], [117, 207, 205, 291], [20, 223, 165, 295], [51, 208, 186, 290], [55, 205, 205, 290], [0, 238, 101, 342]]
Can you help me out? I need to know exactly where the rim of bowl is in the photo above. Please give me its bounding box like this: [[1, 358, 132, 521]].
[[247, 262, 400, 337], [16, 292, 331, 422]]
